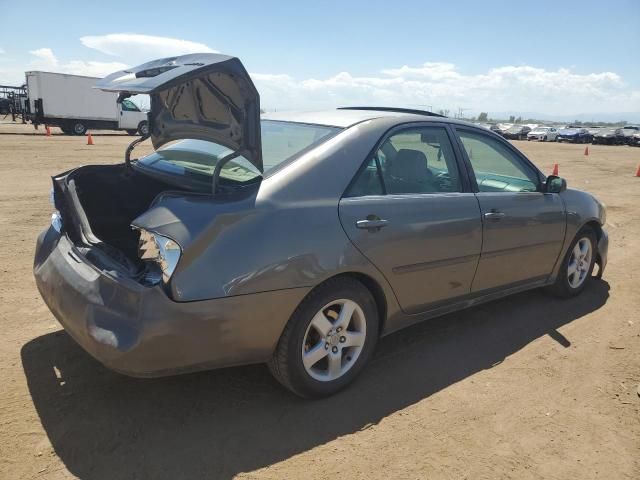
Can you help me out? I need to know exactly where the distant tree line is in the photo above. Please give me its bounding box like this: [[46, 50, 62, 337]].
[[463, 111, 628, 127]]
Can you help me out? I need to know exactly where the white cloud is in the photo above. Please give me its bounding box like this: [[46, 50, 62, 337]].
[[57, 60, 129, 77], [3, 35, 638, 118], [80, 33, 217, 59], [253, 62, 640, 116], [29, 47, 58, 66], [23, 47, 127, 78], [0, 33, 217, 85]]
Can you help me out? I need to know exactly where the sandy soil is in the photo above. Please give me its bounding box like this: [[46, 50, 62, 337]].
[[0, 121, 638, 479]]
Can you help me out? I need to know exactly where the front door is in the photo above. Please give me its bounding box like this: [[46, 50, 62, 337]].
[[339, 124, 482, 314], [117, 99, 142, 130], [454, 128, 566, 292]]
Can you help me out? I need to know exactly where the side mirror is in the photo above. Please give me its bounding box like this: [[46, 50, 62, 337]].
[[545, 175, 567, 193]]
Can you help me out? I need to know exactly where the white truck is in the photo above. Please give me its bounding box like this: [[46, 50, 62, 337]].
[[25, 71, 149, 135]]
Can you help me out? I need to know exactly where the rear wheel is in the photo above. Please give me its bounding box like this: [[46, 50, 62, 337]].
[[268, 277, 379, 398], [547, 227, 597, 298], [71, 121, 87, 135]]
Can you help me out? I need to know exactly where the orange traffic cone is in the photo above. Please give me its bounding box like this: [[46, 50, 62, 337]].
[[635, 164, 640, 177], [87, 133, 94, 145], [45, 126, 51, 137], [584, 145, 589, 156], [552, 163, 559, 176]]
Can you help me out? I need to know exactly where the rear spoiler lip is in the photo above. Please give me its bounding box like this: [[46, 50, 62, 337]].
[[94, 53, 236, 95]]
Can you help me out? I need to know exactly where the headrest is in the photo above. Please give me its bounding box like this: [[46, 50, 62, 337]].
[[389, 149, 429, 181]]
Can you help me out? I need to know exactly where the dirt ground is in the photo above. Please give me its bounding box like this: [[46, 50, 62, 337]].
[[0, 121, 638, 480]]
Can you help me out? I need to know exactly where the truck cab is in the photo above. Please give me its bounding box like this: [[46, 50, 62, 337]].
[[117, 98, 149, 135]]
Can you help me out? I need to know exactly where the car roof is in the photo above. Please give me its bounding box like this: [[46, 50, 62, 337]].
[[262, 108, 463, 128]]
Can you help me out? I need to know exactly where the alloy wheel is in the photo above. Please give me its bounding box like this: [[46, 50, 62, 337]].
[[567, 237, 592, 288], [301, 299, 366, 382]]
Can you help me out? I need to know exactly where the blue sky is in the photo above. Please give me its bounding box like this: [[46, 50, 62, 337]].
[[1, 0, 639, 119]]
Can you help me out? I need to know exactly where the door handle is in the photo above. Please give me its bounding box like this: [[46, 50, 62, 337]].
[[484, 211, 505, 221], [356, 218, 389, 231]]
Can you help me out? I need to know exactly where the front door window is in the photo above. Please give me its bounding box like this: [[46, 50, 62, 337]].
[[457, 130, 539, 193]]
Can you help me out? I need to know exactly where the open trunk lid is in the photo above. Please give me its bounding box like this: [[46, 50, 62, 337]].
[[95, 53, 263, 172]]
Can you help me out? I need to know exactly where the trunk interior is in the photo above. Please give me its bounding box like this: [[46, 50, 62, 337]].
[[66, 164, 175, 264]]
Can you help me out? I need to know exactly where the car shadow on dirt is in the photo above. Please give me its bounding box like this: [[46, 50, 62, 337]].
[[21, 280, 609, 480]]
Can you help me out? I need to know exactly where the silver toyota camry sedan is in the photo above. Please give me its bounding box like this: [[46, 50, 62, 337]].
[[34, 54, 608, 398]]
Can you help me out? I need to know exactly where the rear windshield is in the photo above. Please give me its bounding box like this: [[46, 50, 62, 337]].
[[137, 120, 341, 185]]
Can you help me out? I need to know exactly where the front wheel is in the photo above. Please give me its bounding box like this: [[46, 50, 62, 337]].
[[547, 227, 597, 298], [268, 277, 379, 398]]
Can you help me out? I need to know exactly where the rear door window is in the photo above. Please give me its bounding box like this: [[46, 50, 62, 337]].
[[347, 126, 462, 197]]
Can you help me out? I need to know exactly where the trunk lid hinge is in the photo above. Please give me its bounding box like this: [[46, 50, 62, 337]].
[[125, 134, 150, 168], [212, 151, 240, 194]]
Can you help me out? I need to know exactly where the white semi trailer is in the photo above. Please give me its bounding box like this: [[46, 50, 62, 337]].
[[25, 71, 149, 135]]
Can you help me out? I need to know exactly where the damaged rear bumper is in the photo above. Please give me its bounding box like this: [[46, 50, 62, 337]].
[[33, 227, 308, 377]]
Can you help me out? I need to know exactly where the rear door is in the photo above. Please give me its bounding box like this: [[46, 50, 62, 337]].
[[339, 124, 482, 314], [454, 127, 566, 292]]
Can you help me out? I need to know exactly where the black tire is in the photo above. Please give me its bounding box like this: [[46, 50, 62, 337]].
[[137, 121, 149, 136], [547, 227, 597, 298], [71, 121, 87, 135], [126, 129, 138, 135], [268, 277, 379, 398]]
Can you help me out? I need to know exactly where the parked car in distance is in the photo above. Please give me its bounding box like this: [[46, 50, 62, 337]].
[[476, 123, 504, 135], [621, 126, 640, 145], [488, 123, 503, 134], [557, 126, 592, 143], [502, 125, 532, 140], [592, 127, 625, 145], [630, 132, 640, 146], [527, 126, 559, 142], [33, 54, 609, 398]]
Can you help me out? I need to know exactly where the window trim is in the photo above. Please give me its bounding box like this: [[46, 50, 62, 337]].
[[453, 126, 545, 193], [343, 121, 474, 199]]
